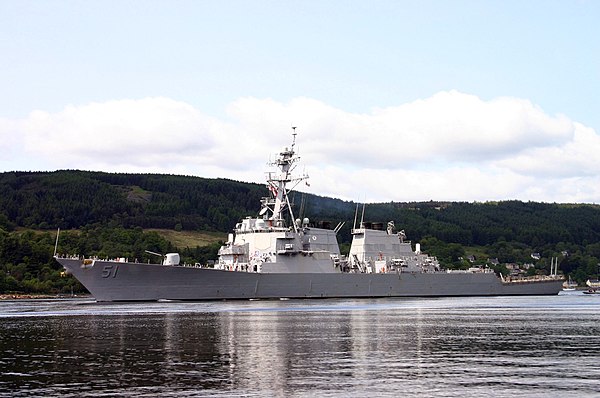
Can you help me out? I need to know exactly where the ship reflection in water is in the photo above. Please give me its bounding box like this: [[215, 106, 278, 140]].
[[1, 294, 600, 397]]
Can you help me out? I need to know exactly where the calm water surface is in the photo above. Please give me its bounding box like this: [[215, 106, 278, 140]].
[[1, 293, 599, 397]]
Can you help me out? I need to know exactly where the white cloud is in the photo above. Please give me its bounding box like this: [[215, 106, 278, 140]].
[[21, 97, 219, 168], [1, 91, 598, 203], [495, 122, 600, 178]]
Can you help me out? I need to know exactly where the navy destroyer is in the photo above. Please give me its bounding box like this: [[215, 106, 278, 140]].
[[55, 132, 563, 301]]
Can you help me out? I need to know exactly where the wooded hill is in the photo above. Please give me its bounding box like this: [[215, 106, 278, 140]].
[[1, 170, 600, 294]]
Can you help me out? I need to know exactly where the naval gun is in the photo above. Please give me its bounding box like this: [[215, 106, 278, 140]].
[[145, 250, 180, 266]]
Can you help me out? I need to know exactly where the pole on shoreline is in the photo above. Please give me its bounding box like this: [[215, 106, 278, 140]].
[[53, 228, 60, 257]]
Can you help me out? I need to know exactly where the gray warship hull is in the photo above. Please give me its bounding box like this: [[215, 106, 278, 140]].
[[57, 258, 563, 302], [54, 133, 564, 302]]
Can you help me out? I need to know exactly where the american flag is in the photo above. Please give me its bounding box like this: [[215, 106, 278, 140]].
[[268, 183, 278, 197]]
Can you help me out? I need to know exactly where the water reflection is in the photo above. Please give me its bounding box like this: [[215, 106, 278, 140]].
[[1, 296, 600, 397]]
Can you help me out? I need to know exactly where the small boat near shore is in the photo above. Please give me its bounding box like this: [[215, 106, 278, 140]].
[[583, 280, 600, 294], [563, 276, 578, 291], [583, 289, 600, 295]]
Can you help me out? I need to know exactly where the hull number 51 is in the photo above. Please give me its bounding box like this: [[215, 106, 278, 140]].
[[101, 265, 119, 278]]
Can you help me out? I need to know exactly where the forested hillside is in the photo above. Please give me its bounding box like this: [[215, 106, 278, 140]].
[[2, 170, 600, 294], [0, 170, 266, 231]]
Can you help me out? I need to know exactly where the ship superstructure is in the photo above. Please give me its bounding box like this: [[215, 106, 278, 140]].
[[215, 132, 343, 274], [349, 220, 440, 274]]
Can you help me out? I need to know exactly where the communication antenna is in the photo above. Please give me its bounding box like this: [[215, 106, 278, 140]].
[[360, 202, 366, 228], [299, 191, 306, 221], [291, 126, 297, 149]]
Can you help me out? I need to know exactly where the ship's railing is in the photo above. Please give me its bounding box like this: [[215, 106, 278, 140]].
[[56, 254, 139, 263], [54, 254, 86, 260], [446, 267, 494, 274], [501, 275, 564, 283]]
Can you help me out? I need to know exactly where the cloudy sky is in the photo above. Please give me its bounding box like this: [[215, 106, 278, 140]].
[[1, 1, 599, 203]]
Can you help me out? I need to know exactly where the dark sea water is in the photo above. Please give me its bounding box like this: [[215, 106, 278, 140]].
[[1, 292, 599, 397]]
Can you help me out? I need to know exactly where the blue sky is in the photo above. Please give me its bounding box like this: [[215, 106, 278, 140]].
[[1, 1, 599, 203]]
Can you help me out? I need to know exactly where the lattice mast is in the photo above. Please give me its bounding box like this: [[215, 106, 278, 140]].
[[264, 127, 308, 231]]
